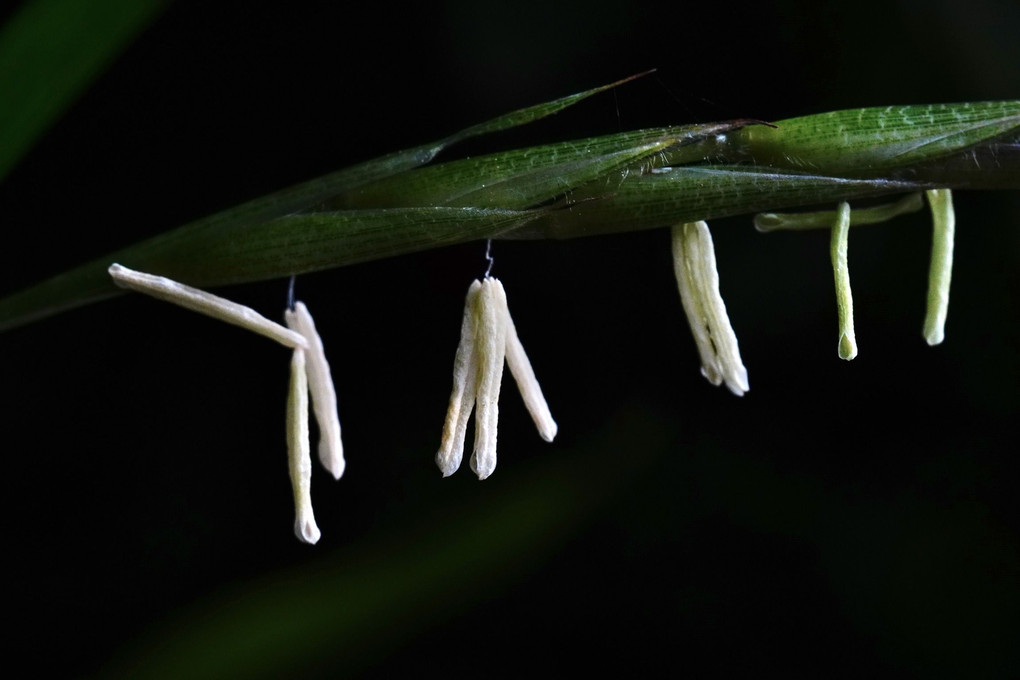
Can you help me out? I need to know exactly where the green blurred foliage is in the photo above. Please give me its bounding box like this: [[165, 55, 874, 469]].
[[0, 0, 164, 181]]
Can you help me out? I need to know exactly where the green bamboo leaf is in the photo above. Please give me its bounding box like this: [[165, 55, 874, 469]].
[[0, 0, 166, 181], [333, 120, 754, 209], [0, 74, 651, 332], [508, 167, 931, 240], [437, 70, 655, 148], [1, 84, 1018, 334], [729, 102, 1020, 173], [0, 207, 546, 331], [122, 207, 549, 285], [244, 70, 659, 222], [92, 72, 654, 247]]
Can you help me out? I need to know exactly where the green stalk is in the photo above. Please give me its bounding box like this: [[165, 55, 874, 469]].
[[1, 77, 1017, 333]]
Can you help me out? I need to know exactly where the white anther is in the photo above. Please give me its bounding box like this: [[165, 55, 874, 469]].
[[108, 263, 307, 349], [671, 222, 749, 396], [285, 302, 345, 480], [287, 347, 320, 544], [437, 278, 557, 480]]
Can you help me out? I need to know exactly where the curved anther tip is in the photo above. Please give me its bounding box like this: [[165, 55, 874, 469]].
[[295, 518, 321, 545], [539, 420, 558, 443], [838, 333, 858, 361], [325, 456, 346, 481]]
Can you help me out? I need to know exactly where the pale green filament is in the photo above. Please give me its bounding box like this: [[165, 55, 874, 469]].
[[754, 193, 924, 232], [830, 202, 857, 360], [923, 189, 955, 346]]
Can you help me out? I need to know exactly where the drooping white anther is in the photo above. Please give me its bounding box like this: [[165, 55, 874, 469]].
[[469, 279, 509, 480], [285, 301, 345, 480], [437, 281, 483, 479], [287, 346, 321, 544], [108, 264, 307, 349], [829, 202, 858, 360], [671, 221, 749, 396], [923, 189, 955, 346], [437, 278, 557, 480], [505, 312, 558, 444]]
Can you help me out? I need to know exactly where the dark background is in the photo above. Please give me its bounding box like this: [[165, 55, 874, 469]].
[[2, 1, 1018, 677]]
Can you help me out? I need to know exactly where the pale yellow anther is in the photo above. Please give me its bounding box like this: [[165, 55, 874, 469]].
[[671, 221, 749, 396], [108, 264, 308, 349], [285, 301, 345, 480], [287, 346, 320, 544]]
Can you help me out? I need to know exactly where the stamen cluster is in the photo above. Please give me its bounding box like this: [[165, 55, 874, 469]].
[[107, 188, 956, 542]]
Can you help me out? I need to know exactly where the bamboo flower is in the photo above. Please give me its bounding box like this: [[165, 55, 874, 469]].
[[284, 301, 345, 480], [437, 278, 556, 480], [671, 221, 749, 396], [108, 263, 335, 543]]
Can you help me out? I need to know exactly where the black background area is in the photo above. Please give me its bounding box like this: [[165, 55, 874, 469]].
[[2, 2, 1018, 677]]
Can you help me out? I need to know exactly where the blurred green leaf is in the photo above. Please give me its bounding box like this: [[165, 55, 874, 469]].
[[0, 0, 165, 181], [103, 407, 668, 679]]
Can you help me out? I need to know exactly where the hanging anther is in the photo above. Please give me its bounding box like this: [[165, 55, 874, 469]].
[[437, 278, 556, 480], [829, 202, 858, 360], [671, 221, 749, 396]]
